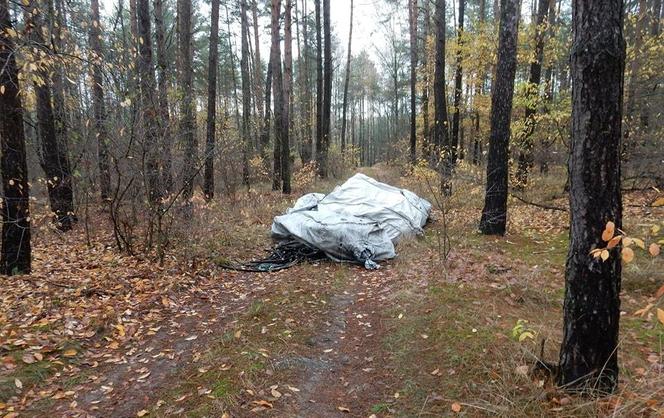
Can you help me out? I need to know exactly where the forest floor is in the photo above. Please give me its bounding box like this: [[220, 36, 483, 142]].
[[1, 164, 663, 418]]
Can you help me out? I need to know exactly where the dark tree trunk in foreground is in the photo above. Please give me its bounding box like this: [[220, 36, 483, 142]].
[[434, 0, 450, 189], [25, 3, 75, 231], [515, 0, 550, 187], [154, 0, 173, 194], [240, 0, 251, 187], [409, 0, 418, 164], [340, 0, 354, 155], [319, 0, 332, 177], [270, 0, 284, 190], [282, 0, 292, 194], [137, 0, 161, 204], [478, 0, 520, 235], [204, 0, 220, 200], [90, 0, 111, 201], [0, 0, 31, 274], [315, 0, 323, 173], [558, 0, 625, 394], [451, 0, 464, 163], [178, 0, 196, 201]]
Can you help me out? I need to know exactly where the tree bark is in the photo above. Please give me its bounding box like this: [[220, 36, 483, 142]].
[[451, 0, 464, 163], [319, 0, 331, 177], [178, 0, 196, 201], [241, 0, 252, 188], [422, 0, 431, 158], [282, 0, 293, 194], [89, 0, 111, 201], [341, 0, 354, 155], [479, 0, 521, 235], [558, 0, 625, 394], [25, 2, 75, 231], [434, 0, 450, 190], [315, 0, 323, 171], [137, 0, 161, 204], [409, 0, 418, 164], [515, 0, 549, 188], [204, 0, 220, 200], [154, 0, 173, 193], [0, 0, 32, 274], [270, 0, 284, 190]]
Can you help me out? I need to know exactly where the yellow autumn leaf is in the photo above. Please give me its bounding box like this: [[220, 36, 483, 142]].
[[652, 224, 661, 235], [600, 249, 610, 261], [657, 308, 664, 326], [63, 348, 77, 357], [136, 410, 149, 417], [633, 238, 646, 249], [621, 247, 634, 263], [622, 236, 633, 247], [652, 197, 664, 207]]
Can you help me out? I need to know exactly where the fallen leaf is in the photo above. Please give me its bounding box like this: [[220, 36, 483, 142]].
[[14, 378, 22, 389], [337, 406, 350, 413], [649, 243, 660, 257], [657, 308, 664, 326], [451, 402, 462, 413], [252, 400, 273, 408], [621, 247, 634, 263], [63, 348, 77, 357], [136, 410, 149, 417], [655, 284, 664, 299]]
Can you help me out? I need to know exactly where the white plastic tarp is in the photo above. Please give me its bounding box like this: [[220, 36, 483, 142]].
[[271, 173, 432, 268]]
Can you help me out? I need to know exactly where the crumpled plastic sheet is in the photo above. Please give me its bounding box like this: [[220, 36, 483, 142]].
[[271, 173, 432, 269]]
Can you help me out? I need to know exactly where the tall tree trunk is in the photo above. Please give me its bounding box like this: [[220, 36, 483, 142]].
[[25, 2, 75, 231], [241, 0, 251, 188], [321, 0, 332, 177], [472, 0, 487, 166], [451, 0, 465, 163], [434, 0, 450, 191], [137, 0, 161, 204], [314, 0, 324, 175], [270, 0, 284, 190], [340, 0, 354, 155], [252, 1, 265, 121], [282, 0, 293, 194], [558, 0, 625, 394], [409, 0, 418, 164], [515, 0, 549, 188], [154, 0, 173, 193], [422, 0, 431, 158], [0, 0, 32, 274], [178, 0, 196, 201], [89, 0, 111, 201], [478, 0, 521, 235], [204, 0, 220, 200], [297, 0, 313, 163]]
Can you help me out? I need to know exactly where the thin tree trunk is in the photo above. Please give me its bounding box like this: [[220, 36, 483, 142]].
[[340, 0, 354, 155], [434, 0, 450, 191], [515, 0, 549, 188], [241, 0, 252, 188], [137, 0, 161, 204], [0, 0, 32, 274], [25, 3, 75, 231], [422, 0, 431, 158], [321, 0, 332, 177], [89, 0, 111, 201], [624, 0, 647, 145], [315, 0, 324, 174], [478, 0, 521, 235], [409, 0, 418, 164], [282, 0, 293, 194], [154, 0, 173, 193], [558, 0, 625, 394], [270, 0, 284, 190], [178, 0, 196, 201], [204, 0, 220, 200], [252, 1, 265, 121], [451, 0, 465, 163], [261, 56, 274, 155]]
